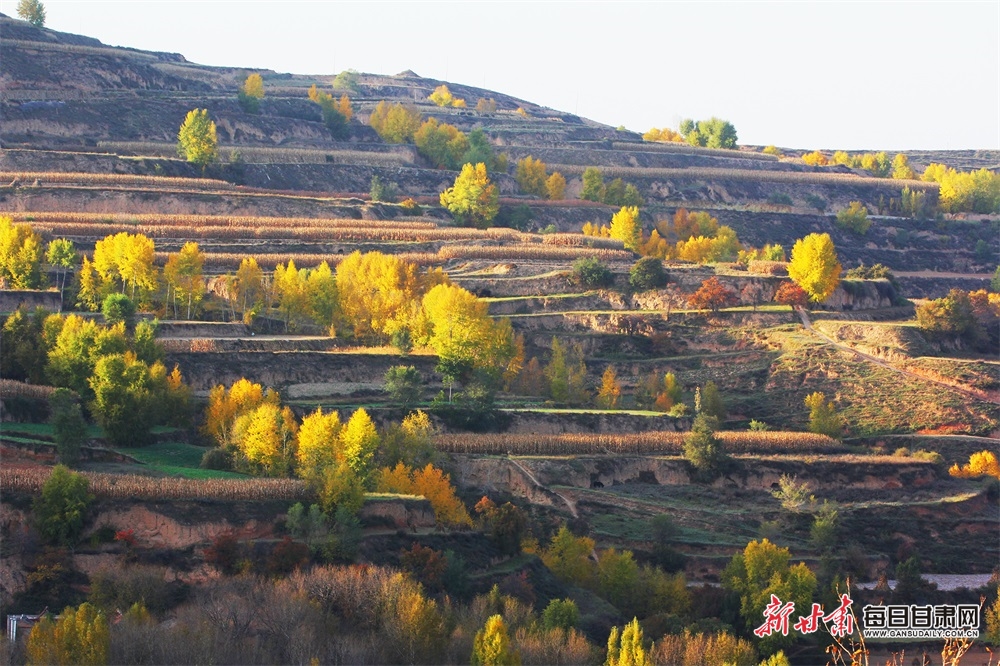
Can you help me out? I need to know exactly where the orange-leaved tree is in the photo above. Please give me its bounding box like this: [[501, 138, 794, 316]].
[[376, 462, 472, 526], [688, 277, 737, 312]]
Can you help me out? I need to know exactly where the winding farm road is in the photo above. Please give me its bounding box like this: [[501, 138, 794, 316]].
[[796, 308, 1000, 405], [507, 457, 579, 518]]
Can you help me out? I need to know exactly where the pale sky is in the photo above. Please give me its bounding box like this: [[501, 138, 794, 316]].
[[4, 1, 998, 151]]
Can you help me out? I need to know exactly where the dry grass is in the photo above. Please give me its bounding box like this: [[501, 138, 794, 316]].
[[747, 260, 789, 276], [0, 466, 310, 502], [435, 431, 843, 455]]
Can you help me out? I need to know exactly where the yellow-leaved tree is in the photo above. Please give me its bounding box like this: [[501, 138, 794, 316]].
[[787, 233, 842, 303], [91, 231, 158, 302], [296, 407, 342, 487], [163, 241, 205, 319], [609, 206, 642, 252], [238, 73, 264, 112], [177, 108, 218, 170], [340, 408, 380, 482], [545, 172, 566, 200], [232, 402, 298, 476], [417, 283, 518, 392], [335, 251, 421, 341], [428, 84, 465, 108], [0, 216, 43, 288], [949, 450, 1000, 479], [368, 101, 422, 143], [597, 366, 621, 409], [202, 377, 271, 448], [440, 162, 499, 228], [376, 462, 472, 527], [27, 602, 109, 666], [515, 156, 548, 197]]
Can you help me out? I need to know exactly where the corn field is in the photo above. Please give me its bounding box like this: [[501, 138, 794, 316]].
[[33, 222, 527, 244], [158, 251, 444, 270], [0, 467, 310, 502], [610, 141, 783, 161], [96, 142, 416, 167], [434, 431, 843, 455], [10, 212, 437, 230], [0, 171, 237, 191], [0, 380, 58, 401], [541, 233, 625, 250], [438, 245, 634, 262], [546, 164, 939, 190]]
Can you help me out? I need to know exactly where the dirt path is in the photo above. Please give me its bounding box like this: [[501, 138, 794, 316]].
[[507, 457, 579, 518], [796, 308, 1000, 405]]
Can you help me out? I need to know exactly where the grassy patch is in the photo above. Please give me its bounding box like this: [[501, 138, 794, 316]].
[[115, 441, 245, 480]]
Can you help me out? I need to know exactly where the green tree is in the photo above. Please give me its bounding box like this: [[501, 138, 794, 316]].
[[472, 614, 520, 666], [722, 539, 817, 654], [27, 602, 109, 666], [835, 201, 871, 235], [89, 353, 164, 447], [541, 525, 596, 586], [0, 216, 44, 288], [787, 233, 842, 303], [629, 257, 666, 291], [573, 257, 614, 287], [46, 315, 130, 399], [542, 598, 580, 632], [50, 388, 87, 467], [46, 238, 76, 309], [605, 618, 650, 666], [101, 293, 135, 328], [177, 109, 218, 170], [34, 464, 92, 547], [462, 128, 502, 173], [992, 266, 1000, 293], [700, 380, 726, 421], [684, 413, 725, 474], [0, 306, 55, 383], [679, 117, 738, 149], [545, 338, 589, 405], [17, 0, 45, 27], [985, 588, 1000, 646], [598, 548, 640, 610], [385, 365, 422, 406], [415, 118, 469, 170], [440, 162, 500, 228], [581, 167, 605, 202], [804, 392, 842, 439]]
